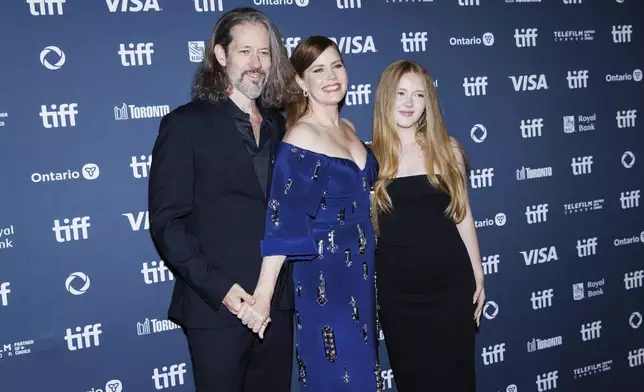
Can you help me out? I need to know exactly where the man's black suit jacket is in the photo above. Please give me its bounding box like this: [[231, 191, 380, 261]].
[[148, 98, 293, 329]]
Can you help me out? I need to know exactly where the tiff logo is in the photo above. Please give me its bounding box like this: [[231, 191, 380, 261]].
[[567, 70, 589, 89], [0, 282, 10, 307], [118, 43, 154, 66], [521, 246, 558, 266], [536, 371, 559, 391], [624, 270, 644, 290], [521, 118, 543, 138], [53, 216, 91, 243], [463, 76, 488, 96], [510, 74, 548, 91], [194, 0, 223, 12], [577, 237, 598, 257], [628, 348, 644, 368], [612, 25, 633, 43], [401, 32, 428, 52], [525, 204, 548, 224], [616, 109, 637, 128], [458, 0, 480, 5], [142, 261, 174, 284], [515, 28, 538, 47], [531, 289, 554, 310], [620, 190, 640, 209], [482, 255, 500, 275], [563, 0, 582, 3], [470, 168, 494, 188], [152, 363, 187, 389], [381, 369, 394, 390], [571, 156, 593, 175], [283, 37, 301, 57], [124, 211, 149, 231], [337, 0, 361, 8], [40, 103, 78, 128], [131, 155, 152, 179], [64, 323, 102, 351], [580, 321, 602, 341], [345, 84, 371, 106], [27, 0, 65, 15], [481, 343, 506, 365]]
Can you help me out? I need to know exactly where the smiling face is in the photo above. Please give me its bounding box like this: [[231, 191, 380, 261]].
[[297, 46, 348, 106], [217, 22, 272, 100], [394, 72, 427, 131]]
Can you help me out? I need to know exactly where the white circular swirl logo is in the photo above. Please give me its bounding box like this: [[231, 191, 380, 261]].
[[65, 272, 90, 295], [483, 301, 499, 320], [40, 46, 66, 70]]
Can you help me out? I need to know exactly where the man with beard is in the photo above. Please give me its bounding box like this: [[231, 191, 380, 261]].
[[148, 7, 299, 392]]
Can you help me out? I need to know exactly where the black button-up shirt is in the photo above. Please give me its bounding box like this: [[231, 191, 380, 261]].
[[224, 98, 276, 198]]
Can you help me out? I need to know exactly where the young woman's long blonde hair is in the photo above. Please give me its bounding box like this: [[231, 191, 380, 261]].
[[372, 60, 467, 226]]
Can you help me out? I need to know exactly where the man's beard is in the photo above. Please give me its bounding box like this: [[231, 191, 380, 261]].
[[227, 66, 267, 100]]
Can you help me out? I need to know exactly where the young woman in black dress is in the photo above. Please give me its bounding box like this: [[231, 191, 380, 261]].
[[371, 60, 486, 391]]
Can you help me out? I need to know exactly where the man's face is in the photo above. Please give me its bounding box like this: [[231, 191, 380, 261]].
[[221, 22, 272, 99]]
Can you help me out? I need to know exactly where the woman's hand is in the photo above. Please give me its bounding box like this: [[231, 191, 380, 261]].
[[473, 276, 485, 327]]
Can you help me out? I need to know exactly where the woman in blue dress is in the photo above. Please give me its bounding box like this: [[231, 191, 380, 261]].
[[236, 36, 381, 391]]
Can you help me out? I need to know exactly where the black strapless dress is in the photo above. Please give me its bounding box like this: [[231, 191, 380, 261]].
[[376, 175, 476, 391]]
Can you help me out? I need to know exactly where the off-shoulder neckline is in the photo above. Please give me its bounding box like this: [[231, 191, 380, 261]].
[[279, 141, 371, 172]]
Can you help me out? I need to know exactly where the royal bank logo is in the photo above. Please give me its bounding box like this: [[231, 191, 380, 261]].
[[573, 360, 612, 379], [463, 76, 488, 96], [137, 317, 180, 336], [106, 0, 161, 12], [142, 261, 174, 284], [554, 29, 595, 42], [40, 103, 78, 128], [481, 343, 506, 365], [345, 84, 371, 106], [563, 113, 595, 133], [27, 0, 65, 15], [188, 41, 205, 62], [0, 225, 15, 251], [0, 112, 7, 127], [450, 32, 494, 47], [606, 69, 642, 83], [118, 43, 154, 66], [337, 0, 360, 8], [612, 25, 633, 43], [564, 198, 604, 214], [482, 255, 500, 275], [329, 36, 376, 54], [114, 103, 170, 120], [514, 28, 538, 47], [65, 272, 91, 295], [475, 213, 506, 228], [194, 0, 223, 11], [510, 74, 548, 91], [617, 109, 637, 128], [573, 278, 605, 300], [527, 336, 563, 352], [40, 46, 65, 70], [31, 163, 100, 183]]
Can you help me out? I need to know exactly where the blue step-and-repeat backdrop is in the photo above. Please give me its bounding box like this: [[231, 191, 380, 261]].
[[1, 0, 643, 391]]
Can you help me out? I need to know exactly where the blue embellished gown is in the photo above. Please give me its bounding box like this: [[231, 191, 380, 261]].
[[261, 141, 381, 391]]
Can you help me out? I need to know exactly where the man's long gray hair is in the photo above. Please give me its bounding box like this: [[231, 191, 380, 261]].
[[191, 7, 299, 109]]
